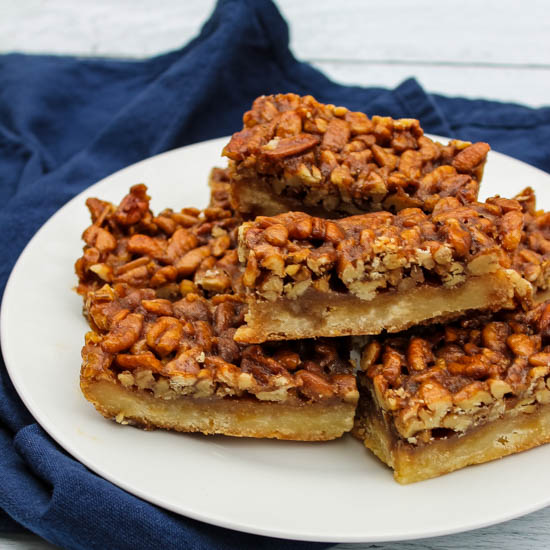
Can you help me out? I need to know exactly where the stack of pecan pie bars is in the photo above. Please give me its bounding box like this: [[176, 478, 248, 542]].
[[76, 94, 550, 483]]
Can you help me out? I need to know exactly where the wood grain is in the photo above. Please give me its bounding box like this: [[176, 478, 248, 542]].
[[2, 0, 549, 105], [0, 533, 59, 549], [337, 507, 550, 549], [281, 0, 550, 65], [313, 61, 549, 106]]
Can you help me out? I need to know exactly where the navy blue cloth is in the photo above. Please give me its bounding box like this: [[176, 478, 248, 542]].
[[1, 0, 550, 548]]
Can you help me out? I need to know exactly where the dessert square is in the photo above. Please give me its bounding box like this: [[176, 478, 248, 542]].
[[354, 300, 550, 483], [223, 93, 489, 218], [235, 196, 533, 343]]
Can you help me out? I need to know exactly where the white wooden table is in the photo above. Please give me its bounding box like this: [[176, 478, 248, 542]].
[[2, 1, 550, 548]]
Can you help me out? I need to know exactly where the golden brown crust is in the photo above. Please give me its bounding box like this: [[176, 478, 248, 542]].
[[235, 270, 525, 343], [81, 378, 356, 441], [223, 93, 488, 217]]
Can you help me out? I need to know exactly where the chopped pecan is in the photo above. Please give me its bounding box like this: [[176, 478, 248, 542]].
[[101, 313, 143, 353], [82, 226, 117, 253], [114, 184, 150, 225], [261, 134, 320, 160], [146, 317, 183, 357], [452, 142, 490, 172]]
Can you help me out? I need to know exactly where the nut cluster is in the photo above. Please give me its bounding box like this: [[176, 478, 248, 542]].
[[75, 179, 242, 300], [208, 167, 233, 210], [75, 94, 550, 447], [360, 300, 550, 442], [77, 181, 358, 406], [239, 195, 527, 302], [223, 93, 489, 216], [82, 284, 358, 404], [512, 187, 550, 290]]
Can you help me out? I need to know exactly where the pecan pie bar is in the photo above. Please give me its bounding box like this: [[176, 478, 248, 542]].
[[80, 284, 358, 440], [223, 93, 489, 218], [354, 300, 550, 483], [76, 184, 358, 440], [235, 196, 532, 343]]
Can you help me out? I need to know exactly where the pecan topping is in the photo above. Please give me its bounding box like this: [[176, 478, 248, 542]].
[[223, 94, 489, 217], [361, 300, 550, 442], [81, 284, 357, 405], [238, 194, 536, 302], [75, 179, 242, 299]]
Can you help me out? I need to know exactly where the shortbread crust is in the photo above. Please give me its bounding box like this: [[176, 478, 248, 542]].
[[82, 378, 354, 440], [235, 270, 525, 343]]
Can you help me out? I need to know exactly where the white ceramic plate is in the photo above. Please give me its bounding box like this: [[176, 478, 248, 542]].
[[3, 136, 550, 543]]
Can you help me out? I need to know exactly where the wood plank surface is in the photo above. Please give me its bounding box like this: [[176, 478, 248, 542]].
[[283, 0, 550, 64], [1, 0, 549, 105]]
